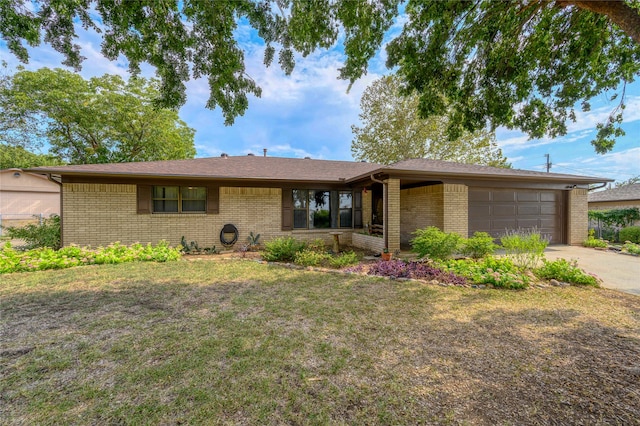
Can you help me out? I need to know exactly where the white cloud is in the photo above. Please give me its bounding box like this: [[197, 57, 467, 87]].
[[179, 33, 385, 161], [13, 5, 637, 175], [566, 95, 640, 133], [182, 33, 382, 162], [549, 147, 640, 182], [241, 45, 379, 108], [2, 10, 388, 165], [585, 147, 640, 176], [260, 143, 315, 159], [194, 144, 222, 158], [496, 95, 640, 152]]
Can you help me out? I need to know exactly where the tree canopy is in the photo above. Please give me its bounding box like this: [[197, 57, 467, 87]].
[[616, 175, 640, 187], [1, 0, 639, 152], [0, 68, 196, 164], [0, 144, 64, 169], [352, 75, 510, 167], [385, 1, 640, 154]]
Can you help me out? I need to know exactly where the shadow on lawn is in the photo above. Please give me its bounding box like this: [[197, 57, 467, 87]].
[[396, 306, 640, 424], [1, 270, 639, 425]]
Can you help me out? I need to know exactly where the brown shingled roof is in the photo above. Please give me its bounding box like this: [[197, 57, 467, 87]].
[[27, 156, 383, 183], [349, 158, 610, 184], [27, 155, 610, 185], [588, 184, 640, 202]]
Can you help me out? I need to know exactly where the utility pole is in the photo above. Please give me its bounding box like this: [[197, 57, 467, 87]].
[[545, 154, 552, 173]]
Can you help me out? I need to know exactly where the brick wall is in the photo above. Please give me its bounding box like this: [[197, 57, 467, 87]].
[[400, 185, 444, 245], [399, 183, 468, 245], [442, 184, 468, 237], [291, 229, 353, 247], [386, 178, 401, 252], [567, 188, 588, 245], [352, 233, 385, 253], [62, 184, 353, 248], [589, 200, 640, 210]]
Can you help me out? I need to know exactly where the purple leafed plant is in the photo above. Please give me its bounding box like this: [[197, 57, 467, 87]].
[[344, 264, 365, 274], [367, 259, 467, 286]]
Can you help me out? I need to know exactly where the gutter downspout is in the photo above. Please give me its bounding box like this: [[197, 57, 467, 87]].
[[370, 174, 388, 250], [588, 182, 607, 191], [45, 173, 63, 247]]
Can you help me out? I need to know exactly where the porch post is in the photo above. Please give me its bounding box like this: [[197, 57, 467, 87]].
[[384, 178, 401, 253], [567, 188, 588, 245]]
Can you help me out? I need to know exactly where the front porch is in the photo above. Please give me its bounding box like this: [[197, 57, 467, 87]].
[[351, 176, 469, 254]]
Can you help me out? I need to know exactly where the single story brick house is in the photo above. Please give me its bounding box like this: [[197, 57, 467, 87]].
[[588, 184, 640, 210], [28, 156, 610, 251], [588, 183, 640, 226]]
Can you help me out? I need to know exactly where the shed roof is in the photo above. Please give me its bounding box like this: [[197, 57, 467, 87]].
[[588, 184, 640, 203]]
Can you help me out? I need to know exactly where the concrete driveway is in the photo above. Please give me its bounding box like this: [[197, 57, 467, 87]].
[[544, 245, 640, 295]]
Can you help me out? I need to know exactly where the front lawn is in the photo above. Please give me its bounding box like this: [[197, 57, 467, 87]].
[[2, 260, 639, 424]]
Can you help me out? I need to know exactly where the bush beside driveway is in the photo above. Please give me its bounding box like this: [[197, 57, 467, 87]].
[[544, 245, 640, 295]]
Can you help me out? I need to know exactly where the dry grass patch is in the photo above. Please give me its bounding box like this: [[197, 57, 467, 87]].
[[1, 259, 639, 425]]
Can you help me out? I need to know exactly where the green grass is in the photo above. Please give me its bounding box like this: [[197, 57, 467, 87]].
[[2, 259, 639, 424]]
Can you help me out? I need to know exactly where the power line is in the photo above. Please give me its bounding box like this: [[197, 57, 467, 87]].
[[552, 164, 636, 178]]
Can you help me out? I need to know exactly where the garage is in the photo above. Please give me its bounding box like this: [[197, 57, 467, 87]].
[[468, 188, 565, 244]]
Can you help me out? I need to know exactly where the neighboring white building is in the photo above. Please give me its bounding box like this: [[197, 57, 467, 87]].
[[0, 168, 60, 231]]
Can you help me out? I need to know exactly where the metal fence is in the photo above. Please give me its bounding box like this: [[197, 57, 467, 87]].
[[0, 213, 47, 236]]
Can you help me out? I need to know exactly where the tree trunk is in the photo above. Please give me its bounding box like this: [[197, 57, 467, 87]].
[[559, 0, 640, 44]]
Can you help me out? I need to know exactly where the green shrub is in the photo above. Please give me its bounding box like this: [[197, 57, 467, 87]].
[[307, 238, 327, 252], [500, 228, 549, 269], [329, 251, 360, 268], [622, 241, 640, 255], [2, 214, 61, 250], [262, 237, 306, 262], [294, 249, 329, 267], [180, 236, 217, 254], [411, 227, 462, 260], [583, 238, 608, 248], [246, 231, 261, 249], [599, 227, 619, 243], [588, 208, 640, 229], [589, 208, 640, 242], [619, 226, 640, 244], [583, 229, 608, 248], [439, 256, 528, 289], [461, 232, 497, 258], [536, 259, 599, 287], [0, 240, 182, 274], [0, 243, 29, 273]]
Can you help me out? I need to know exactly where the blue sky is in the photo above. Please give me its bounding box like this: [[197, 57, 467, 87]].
[[1, 14, 639, 184]]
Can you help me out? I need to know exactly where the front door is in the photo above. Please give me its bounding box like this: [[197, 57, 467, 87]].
[[371, 183, 384, 225]]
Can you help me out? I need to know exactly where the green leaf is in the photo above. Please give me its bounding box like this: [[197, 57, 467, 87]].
[[1, 68, 195, 164]]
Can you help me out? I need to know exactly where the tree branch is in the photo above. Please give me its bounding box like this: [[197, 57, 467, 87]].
[[559, 0, 640, 43]]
